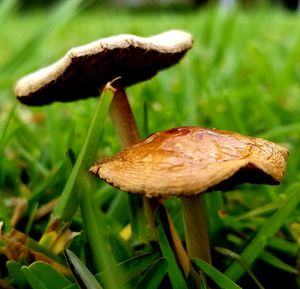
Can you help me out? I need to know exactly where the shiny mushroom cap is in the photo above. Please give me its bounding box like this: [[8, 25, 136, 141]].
[[90, 126, 288, 198], [15, 30, 193, 106]]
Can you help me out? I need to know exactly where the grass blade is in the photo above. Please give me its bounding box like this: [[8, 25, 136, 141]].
[[236, 198, 283, 221], [134, 258, 168, 289], [192, 258, 242, 289], [155, 206, 189, 289], [259, 250, 298, 275], [215, 247, 265, 289], [225, 183, 300, 281], [63, 253, 159, 289], [39, 85, 113, 255], [257, 121, 300, 139], [0, 0, 18, 27], [6, 261, 27, 288], [22, 261, 72, 289], [203, 191, 225, 247], [1, 0, 83, 75], [108, 232, 133, 262], [80, 177, 126, 289], [267, 236, 299, 258], [96, 253, 158, 284], [53, 84, 114, 222], [22, 267, 47, 289], [0, 101, 17, 151], [65, 249, 103, 289]]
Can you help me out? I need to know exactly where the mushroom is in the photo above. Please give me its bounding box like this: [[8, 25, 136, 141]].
[[14, 31, 193, 251], [15, 30, 193, 106], [90, 126, 289, 268], [14, 29, 193, 146]]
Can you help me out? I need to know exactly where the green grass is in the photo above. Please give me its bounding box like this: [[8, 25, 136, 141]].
[[0, 1, 300, 289]]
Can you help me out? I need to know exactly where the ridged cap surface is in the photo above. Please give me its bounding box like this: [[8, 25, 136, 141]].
[[90, 126, 288, 198]]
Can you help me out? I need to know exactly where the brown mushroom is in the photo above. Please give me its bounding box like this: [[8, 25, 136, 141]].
[[14, 31, 193, 255], [90, 126, 288, 266]]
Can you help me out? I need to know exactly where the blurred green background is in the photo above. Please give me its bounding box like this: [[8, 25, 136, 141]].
[[0, 0, 300, 288]]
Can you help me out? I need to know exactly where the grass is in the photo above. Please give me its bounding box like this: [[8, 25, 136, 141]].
[[0, 1, 300, 288]]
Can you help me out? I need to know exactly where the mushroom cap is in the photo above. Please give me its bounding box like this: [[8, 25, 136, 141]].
[[15, 30, 193, 106], [90, 126, 288, 198]]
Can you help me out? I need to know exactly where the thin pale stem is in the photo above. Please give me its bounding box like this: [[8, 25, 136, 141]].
[[181, 195, 212, 264], [108, 86, 190, 274], [167, 211, 191, 276], [109, 87, 140, 147], [109, 86, 156, 242]]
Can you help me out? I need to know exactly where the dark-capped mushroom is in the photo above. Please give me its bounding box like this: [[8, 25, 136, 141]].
[[15, 30, 193, 106], [90, 126, 288, 267], [14, 31, 193, 255], [15, 29, 193, 147]]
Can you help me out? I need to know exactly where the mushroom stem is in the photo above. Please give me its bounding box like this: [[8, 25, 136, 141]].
[[108, 85, 189, 273], [108, 86, 157, 241], [181, 195, 212, 265], [109, 87, 140, 147], [167, 210, 191, 276], [108, 86, 159, 240], [143, 197, 160, 239]]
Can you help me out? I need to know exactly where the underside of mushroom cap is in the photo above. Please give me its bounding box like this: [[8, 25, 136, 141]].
[[90, 126, 288, 198], [15, 30, 193, 106]]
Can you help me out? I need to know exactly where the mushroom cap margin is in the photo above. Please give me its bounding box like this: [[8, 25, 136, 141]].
[[90, 126, 288, 198]]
